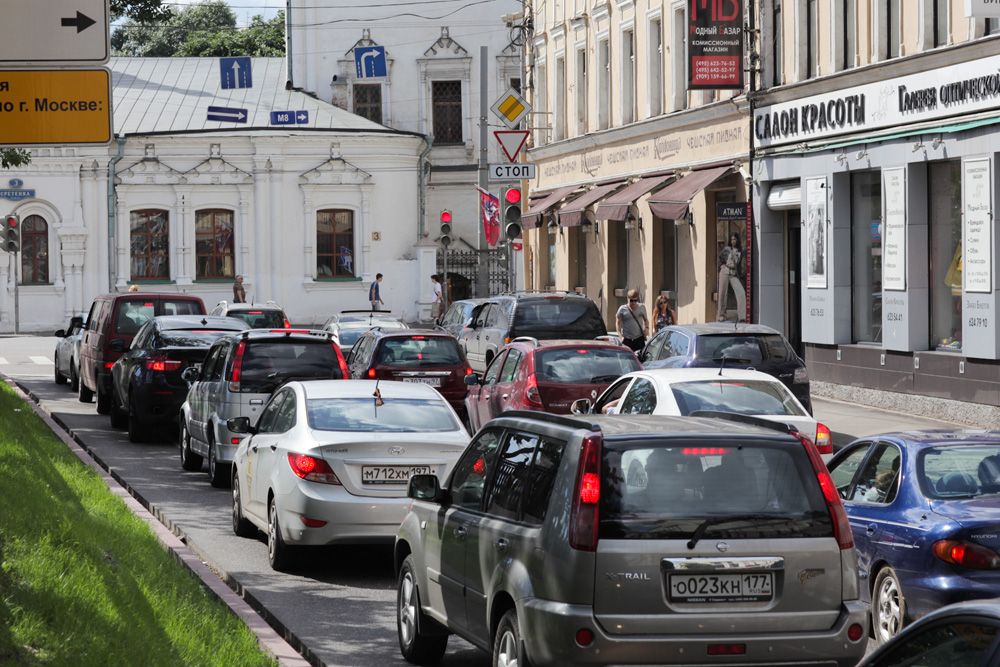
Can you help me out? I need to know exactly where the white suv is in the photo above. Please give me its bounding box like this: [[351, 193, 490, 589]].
[[210, 300, 290, 329]]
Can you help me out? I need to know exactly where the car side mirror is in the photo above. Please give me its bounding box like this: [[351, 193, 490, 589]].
[[408, 474, 444, 502], [570, 398, 592, 415], [181, 366, 200, 383], [54, 329, 66, 338], [110, 339, 126, 352], [227, 417, 256, 435], [464, 373, 480, 386]]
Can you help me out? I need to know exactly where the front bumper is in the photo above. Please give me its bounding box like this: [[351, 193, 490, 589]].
[[519, 598, 868, 667], [276, 482, 410, 546]]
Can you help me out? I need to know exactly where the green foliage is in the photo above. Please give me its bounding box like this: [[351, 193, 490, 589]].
[[0, 148, 30, 169], [112, 0, 169, 23]]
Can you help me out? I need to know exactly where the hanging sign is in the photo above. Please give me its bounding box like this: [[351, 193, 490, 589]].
[[688, 0, 744, 90]]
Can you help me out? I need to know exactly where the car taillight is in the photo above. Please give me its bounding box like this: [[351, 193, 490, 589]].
[[287, 453, 341, 485], [104, 361, 115, 369], [933, 540, 1000, 569], [283, 319, 291, 329], [524, 373, 543, 407], [367, 368, 377, 379], [465, 367, 474, 376], [794, 366, 809, 383], [569, 434, 602, 551], [682, 447, 727, 455], [797, 433, 853, 549], [145, 357, 182, 372], [229, 339, 247, 392], [332, 343, 349, 379], [814, 423, 832, 455]]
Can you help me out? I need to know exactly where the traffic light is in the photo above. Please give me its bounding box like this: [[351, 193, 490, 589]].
[[439, 210, 452, 247], [4, 214, 19, 253], [502, 186, 522, 241]]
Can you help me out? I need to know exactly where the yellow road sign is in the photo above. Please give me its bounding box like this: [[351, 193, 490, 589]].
[[490, 87, 531, 130], [0, 69, 112, 145]]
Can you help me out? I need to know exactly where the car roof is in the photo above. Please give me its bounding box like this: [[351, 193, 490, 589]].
[[491, 412, 799, 440], [103, 292, 203, 301], [372, 328, 454, 339], [626, 368, 784, 384], [297, 379, 443, 400], [862, 429, 1000, 448], [225, 303, 284, 312], [670, 323, 783, 336], [509, 338, 632, 351], [153, 315, 249, 330]]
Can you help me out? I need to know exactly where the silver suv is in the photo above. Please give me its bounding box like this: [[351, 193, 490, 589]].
[[394, 412, 868, 666], [179, 329, 349, 487]]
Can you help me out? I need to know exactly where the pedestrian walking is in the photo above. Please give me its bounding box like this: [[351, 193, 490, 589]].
[[369, 273, 384, 311], [653, 294, 676, 332], [233, 275, 246, 303], [717, 233, 746, 322], [616, 289, 648, 353], [430, 274, 444, 323]]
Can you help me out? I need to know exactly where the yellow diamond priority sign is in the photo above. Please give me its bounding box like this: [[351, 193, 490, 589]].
[[0, 69, 112, 145], [491, 87, 531, 130]]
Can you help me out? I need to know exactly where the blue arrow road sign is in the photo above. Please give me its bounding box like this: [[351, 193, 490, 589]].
[[220, 57, 252, 89], [295, 110, 309, 124], [354, 46, 387, 78], [270, 110, 310, 125], [207, 106, 248, 123]]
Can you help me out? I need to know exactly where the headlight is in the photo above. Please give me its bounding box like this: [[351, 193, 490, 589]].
[[794, 367, 809, 384]]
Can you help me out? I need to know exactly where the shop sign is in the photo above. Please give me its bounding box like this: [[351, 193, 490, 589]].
[[805, 177, 828, 289], [966, 0, 1000, 17], [716, 202, 746, 220], [963, 158, 993, 294], [882, 168, 907, 291], [755, 52, 1000, 148], [688, 0, 744, 90]]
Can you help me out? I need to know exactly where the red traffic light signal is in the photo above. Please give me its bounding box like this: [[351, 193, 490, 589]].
[[5, 214, 17, 228], [440, 210, 452, 224], [504, 188, 521, 205]]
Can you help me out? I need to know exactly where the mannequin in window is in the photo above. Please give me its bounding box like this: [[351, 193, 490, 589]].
[[717, 233, 746, 322]]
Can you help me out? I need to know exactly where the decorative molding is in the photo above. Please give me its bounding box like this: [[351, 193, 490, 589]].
[[117, 157, 185, 185], [299, 157, 373, 186], [184, 157, 253, 186], [423, 27, 468, 57]]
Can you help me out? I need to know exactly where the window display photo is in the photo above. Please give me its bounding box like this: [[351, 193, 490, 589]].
[[805, 177, 828, 289]]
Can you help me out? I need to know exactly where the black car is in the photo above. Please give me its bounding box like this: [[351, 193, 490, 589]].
[[110, 315, 250, 442], [639, 323, 812, 412]]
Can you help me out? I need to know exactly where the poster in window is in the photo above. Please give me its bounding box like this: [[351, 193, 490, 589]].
[[805, 177, 828, 289], [963, 158, 993, 294], [687, 0, 744, 90], [882, 167, 906, 291]]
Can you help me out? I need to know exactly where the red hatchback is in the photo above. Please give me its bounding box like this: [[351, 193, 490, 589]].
[[463, 338, 641, 432]]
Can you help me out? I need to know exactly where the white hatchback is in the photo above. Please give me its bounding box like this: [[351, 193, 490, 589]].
[[229, 379, 470, 570]]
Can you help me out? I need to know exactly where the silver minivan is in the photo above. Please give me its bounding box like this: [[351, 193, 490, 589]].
[[179, 329, 349, 487], [395, 412, 868, 666]]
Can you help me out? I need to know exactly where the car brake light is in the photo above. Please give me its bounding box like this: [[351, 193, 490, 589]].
[[230, 437, 241, 445], [504, 337, 512, 344], [229, 339, 247, 392], [247, 311, 264, 315], [299, 516, 328, 528], [287, 453, 341, 484], [933, 540, 1000, 569], [577, 349, 590, 354], [104, 361, 115, 369], [465, 367, 474, 376], [411, 335, 426, 340], [143, 302, 154, 307], [814, 423, 833, 455], [333, 343, 349, 379], [524, 373, 543, 408], [796, 433, 853, 550], [569, 434, 602, 551], [145, 357, 182, 372], [283, 319, 291, 329], [682, 447, 728, 456], [367, 368, 377, 379]]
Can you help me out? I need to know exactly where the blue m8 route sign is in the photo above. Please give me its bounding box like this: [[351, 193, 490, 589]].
[[0, 69, 112, 145]]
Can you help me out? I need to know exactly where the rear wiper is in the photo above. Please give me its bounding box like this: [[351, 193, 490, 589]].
[[686, 514, 789, 550], [711, 357, 752, 365]]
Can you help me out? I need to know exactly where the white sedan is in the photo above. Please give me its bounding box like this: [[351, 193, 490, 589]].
[[229, 379, 470, 571], [581, 368, 832, 457]]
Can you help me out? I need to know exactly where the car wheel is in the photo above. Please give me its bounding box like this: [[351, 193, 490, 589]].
[[127, 391, 146, 443], [78, 376, 94, 403], [267, 496, 296, 572], [179, 423, 203, 471], [96, 384, 112, 415], [872, 566, 906, 646], [208, 442, 229, 488], [492, 609, 530, 667], [231, 473, 256, 538], [397, 555, 448, 665], [54, 353, 67, 385], [109, 389, 128, 429], [69, 361, 79, 392]]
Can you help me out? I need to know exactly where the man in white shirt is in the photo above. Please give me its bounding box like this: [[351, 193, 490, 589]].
[[431, 274, 444, 322]]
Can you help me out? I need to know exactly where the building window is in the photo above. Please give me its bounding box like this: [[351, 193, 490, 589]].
[[622, 29, 636, 124], [987, 18, 1000, 34], [843, 0, 856, 69], [933, 0, 949, 47], [431, 80, 462, 145], [20, 215, 48, 285], [598, 38, 610, 128], [509, 77, 521, 94], [317, 209, 355, 279], [851, 172, 882, 344], [773, 0, 783, 85], [130, 209, 169, 280], [648, 18, 663, 117], [928, 161, 962, 352], [806, 0, 818, 78], [576, 48, 588, 134], [671, 4, 687, 109], [353, 84, 382, 124], [555, 56, 567, 141], [535, 61, 548, 144], [886, 0, 901, 59], [195, 209, 235, 280]]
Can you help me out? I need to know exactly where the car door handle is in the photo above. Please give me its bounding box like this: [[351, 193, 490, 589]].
[[866, 524, 877, 536], [501, 394, 509, 400], [495, 538, 509, 553], [251, 445, 258, 452], [454, 525, 467, 540], [270, 444, 277, 451]]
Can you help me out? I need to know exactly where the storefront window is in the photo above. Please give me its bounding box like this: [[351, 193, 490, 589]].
[[852, 172, 882, 343], [928, 161, 962, 352], [546, 226, 556, 288]]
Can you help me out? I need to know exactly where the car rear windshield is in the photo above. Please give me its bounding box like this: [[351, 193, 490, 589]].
[[239, 340, 342, 392], [339, 321, 405, 347], [115, 299, 202, 335], [600, 440, 832, 540], [512, 299, 606, 337], [227, 310, 286, 329], [536, 348, 640, 384], [920, 445, 1000, 499], [376, 337, 462, 366], [307, 397, 459, 432], [158, 329, 240, 347], [670, 380, 806, 416], [694, 334, 792, 364]]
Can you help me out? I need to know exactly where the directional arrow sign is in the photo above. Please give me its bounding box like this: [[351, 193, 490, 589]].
[[494, 130, 530, 163], [354, 46, 387, 78], [220, 57, 252, 90], [207, 106, 248, 123], [0, 0, 109, 66]]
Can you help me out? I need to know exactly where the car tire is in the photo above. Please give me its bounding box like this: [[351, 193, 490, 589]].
[[231, 473, 256, 538], [267, 496, 296, 572], [54, 353, 67, 385], [872, 566, 906, 646], [179, 423, 203, 471], [492, 609, 530, 667], [208, 442, 229, 489], [78, 376, 94, 403], [127, 391, 146, 443], [96, 384, 112, 415], [397, 555, 448, 665], [69, 361, 79, 392], [109, 389, 128, 429]]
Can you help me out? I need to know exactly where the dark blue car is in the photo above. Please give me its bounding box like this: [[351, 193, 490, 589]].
[[827, 430, 1000, 648]]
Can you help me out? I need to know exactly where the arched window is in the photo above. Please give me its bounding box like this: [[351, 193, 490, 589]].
[[21, 215, 48, 284], [130, 209, 169, 280], [316, 209, 355, 278], [195, 209, 235, 279]]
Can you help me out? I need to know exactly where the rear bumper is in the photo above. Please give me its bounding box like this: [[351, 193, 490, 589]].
[[133, 384, 188, 421], [519, 598, 867, 667], [904, 572, 1000, 621], [276, 482, 409, 546]]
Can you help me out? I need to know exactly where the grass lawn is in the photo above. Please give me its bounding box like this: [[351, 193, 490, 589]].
[[0, 383, 276, 667]]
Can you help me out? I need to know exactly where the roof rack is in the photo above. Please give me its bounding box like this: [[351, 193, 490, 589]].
[[496, 410, 602, 432], [511, 336, 539, 346], [687, 410, 799, 435]]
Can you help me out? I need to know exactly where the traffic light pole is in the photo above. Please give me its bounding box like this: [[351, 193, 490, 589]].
[[7, 252, 18, 335], [477, 46, 490, 298]]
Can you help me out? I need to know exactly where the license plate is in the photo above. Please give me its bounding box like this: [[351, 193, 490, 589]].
[[361, 465, 432, 485], [668, 573, 773, 603], [402, 377, 441, 387]]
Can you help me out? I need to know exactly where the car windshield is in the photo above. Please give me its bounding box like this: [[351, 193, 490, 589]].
[[227, 310, 286, 329], [670, 380, 806, 416], [695, 334, 791, 364], [513, 299, 606, 336], [239, 340, 343, 392], [376, 337, 462, 366], [536, 347, 639, 384], [920, 444, 1000, 499], [600, 441, 831, 540], [307, 397, 459, 432], [158, 329, 240, 347]]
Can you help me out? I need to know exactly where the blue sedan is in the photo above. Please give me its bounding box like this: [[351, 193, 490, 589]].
[[827, 429, 1000, 647]]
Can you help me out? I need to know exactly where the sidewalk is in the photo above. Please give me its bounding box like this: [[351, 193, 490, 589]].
[[813, 397, 965, 451]]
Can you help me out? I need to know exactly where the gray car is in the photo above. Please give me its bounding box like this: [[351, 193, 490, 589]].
[[179, 329, 350, 487], [394, 412, 869, 666], [54, 315, 85, 391]]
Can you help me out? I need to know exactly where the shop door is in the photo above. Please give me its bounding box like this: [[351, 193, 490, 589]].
[[786, 211, 802, 355]]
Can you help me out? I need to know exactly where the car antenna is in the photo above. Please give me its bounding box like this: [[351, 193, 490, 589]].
[[373, 379, 384, 410], [718, 355, 728, 376]]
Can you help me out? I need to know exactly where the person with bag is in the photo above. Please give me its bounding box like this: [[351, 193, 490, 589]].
[[616, 289, 649, 353]]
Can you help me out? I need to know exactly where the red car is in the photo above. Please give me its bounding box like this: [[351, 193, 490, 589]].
[[463, 338, 641, 431]]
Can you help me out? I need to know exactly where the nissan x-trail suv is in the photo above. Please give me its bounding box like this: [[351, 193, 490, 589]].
[[394, 412, 868, 667]]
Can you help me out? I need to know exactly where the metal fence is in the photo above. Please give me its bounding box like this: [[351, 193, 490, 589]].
[[437, 247, 511, 300]]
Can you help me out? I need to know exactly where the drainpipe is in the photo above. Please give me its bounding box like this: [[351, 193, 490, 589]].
[[107, 135, 125, 292], [417, 136, 433, 238], [285, 0, 294, 86]]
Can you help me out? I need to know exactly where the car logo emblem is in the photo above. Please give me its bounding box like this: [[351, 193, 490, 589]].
[[716, 541, 730, 553], [388, 446, 405, 456], [590, 389, 598, 399]]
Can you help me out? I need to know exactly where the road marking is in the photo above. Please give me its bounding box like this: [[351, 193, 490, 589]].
[[30, 356, 53, 365], [0, 357, 7, 364]]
